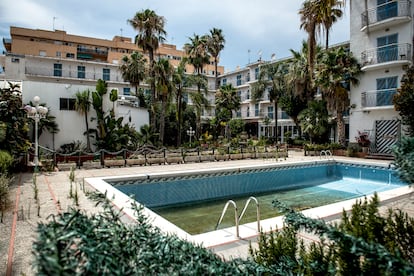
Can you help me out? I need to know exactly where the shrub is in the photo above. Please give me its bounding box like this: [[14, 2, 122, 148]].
[[0, 175, 11, 222], [0, 150, 13, 175], [392, 136, 414, 185]]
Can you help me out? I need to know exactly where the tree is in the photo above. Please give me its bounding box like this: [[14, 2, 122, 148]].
[[207, 28, 225, 89], [154, 58, 174, 144], [119, 51, 147, 107], [0, 83, 30, 159], [393, 64, 414, 136], [315, 46, 362, 145], [75, 89, 92, 152], [252, 61, 289, 142], [184, 34, 210, 75], [215, 84, 240, 138], [128, 9, 166, 131], [318, 0, 345, 49], [299, 0, 320, 81], [172, 60, 189, 146], [298, 100, 329, 143]]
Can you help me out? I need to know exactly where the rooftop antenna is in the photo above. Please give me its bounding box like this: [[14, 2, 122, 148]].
[[53, 17, 57, 31], [258, 50, 262, 61], [120, 28, 123, 37]]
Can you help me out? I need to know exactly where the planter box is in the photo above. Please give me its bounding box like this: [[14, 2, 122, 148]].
[[58, 162, 77, 171], [126, 158, 146, 166], [200, 155, 215, 162], [230, 153, 243, 160], [214, 154, 229, 161], [82, 161, 101, 169], [165, 156, 183, 164], [104, 159, 125, 167], [184, 155, 200, 163], [242, 152, 255, 159]]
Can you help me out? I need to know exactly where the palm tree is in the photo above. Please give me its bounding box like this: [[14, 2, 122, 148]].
[[315, 46, 362, 146], [318, 0, 344, 49], [252, 61, 289, 142], [184, 34, 210, 75], [119, 51, 147, 98], [299, 0, 320, 81], [128, 9, 166, 131], [215, 84, 240, 138], [75, 90, 92, 151], [207, 28, 225, 89], [172, 59, 189, 146], [154, 58, 174, 144], [187, 75, 209, 138], [298, 100, 329, 144]]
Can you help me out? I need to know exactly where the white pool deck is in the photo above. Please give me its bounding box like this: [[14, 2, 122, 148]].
[[84, 151, 413, 260]]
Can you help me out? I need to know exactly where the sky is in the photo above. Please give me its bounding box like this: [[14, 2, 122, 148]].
[[0, 0, 350, 72]]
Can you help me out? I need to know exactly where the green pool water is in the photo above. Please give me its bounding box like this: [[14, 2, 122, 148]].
[[152, 178, 381, 235]]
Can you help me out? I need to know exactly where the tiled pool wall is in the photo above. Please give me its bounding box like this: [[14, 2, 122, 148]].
[[108, 162, 405, 208]]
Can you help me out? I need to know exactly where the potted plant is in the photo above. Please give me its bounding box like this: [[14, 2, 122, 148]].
[[356, 131, 370, 154]]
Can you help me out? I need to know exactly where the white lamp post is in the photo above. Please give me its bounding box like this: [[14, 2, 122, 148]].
[[25, 96, 48, 172], [186, 126, 195, 146]]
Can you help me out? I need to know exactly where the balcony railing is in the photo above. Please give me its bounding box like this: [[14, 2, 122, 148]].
[[361, 0, 411, 28], [361, 43, 411, 67], [25, 66, 123, 82], [361, 88, 397, 108]]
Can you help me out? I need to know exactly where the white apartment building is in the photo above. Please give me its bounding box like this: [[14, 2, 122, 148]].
[[217, 61, 297, 142], [349, 0, 412, 156]]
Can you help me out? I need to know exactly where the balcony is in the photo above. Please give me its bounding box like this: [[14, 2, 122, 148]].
[[361, 0, 411, 32], [361, 43, 411, 71], [361, 88, 397, 108]]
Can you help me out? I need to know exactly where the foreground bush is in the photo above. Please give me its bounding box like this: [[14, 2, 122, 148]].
[[32, 193, 269, 275], [250, 194, 414, 275]]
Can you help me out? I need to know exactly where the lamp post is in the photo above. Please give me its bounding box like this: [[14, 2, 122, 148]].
[[186, 126, 195, 146], [25, 96, 48, 172]]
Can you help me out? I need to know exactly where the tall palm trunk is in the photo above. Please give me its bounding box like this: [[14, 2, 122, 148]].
[[337, 113, 346, 146], [176, 92, 183, 147], [274, 100, 278, 142], [84, 112, 91, 151], [149, 50, 156, 131]]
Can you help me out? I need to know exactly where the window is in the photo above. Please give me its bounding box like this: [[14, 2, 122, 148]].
[[268, 106, 274, 119], [255, 68, 259, 80], [236, 109, 241, 118], [54, 63, 62, 77], [39, 50, 46, 57], [236, 74, 242, 86], [66, 53, 75, 58], [59, 98, 76, 110], [377, 0, 398, 22], [376, 76, 398, 106], [222, 78, 227, 86], [377, 33, 398, 63], [77, 66, 85, 79], [246, 106, 250, 117], [103, 68, 110, 81], [255, 103, 259, 116], [56, 51, 61, 57], [123, 87, 131, 96]]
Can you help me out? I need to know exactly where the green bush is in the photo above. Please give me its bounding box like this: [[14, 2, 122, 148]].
[[392, 136, 414, 185], [0, 175, 11, 222], [0, 150, 13, 175], [32, 193, 271, 275], [252, 195, 414, 275]]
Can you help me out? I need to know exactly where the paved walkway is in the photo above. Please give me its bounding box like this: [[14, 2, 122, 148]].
[[1, 151, 413, 275]]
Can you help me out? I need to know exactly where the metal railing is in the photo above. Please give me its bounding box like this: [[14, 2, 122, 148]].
[[361, 0, 411, 28], [361, 43, 411, 67], [215, 196, 260, 238], [361, 89, 397, 108]]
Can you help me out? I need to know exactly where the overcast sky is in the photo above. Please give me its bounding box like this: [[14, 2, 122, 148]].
[[0, 0, 349, 71]]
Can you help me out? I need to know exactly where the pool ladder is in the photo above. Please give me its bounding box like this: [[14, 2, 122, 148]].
[[320, 150, 333, 159], [215, 196, 260, 238]]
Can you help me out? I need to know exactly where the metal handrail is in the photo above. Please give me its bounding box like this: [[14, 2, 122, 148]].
[[320, 150, 332, 159], [215, 200, 239, 238], [238, 196, 260, 233]]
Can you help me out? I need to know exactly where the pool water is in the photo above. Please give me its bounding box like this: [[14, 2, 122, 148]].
[[153, 178, 402, 235]]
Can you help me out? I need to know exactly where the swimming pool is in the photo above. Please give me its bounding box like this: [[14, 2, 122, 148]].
[[106, 161, 405, 234], [86, 160, 409, 246]]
